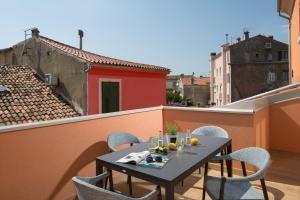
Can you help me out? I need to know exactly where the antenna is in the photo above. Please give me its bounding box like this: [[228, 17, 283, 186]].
[[225, 33, 229, 43], [22, 27, 37, 56], [243, 27, 249, 33]]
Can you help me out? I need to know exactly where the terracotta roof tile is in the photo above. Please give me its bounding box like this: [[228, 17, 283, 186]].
[[181, 76, 210, 86], [0, 65, 79, 126], [38, 36, 170, 72]]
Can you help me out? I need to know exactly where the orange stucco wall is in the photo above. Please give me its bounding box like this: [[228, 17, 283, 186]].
[[0, 109, 163, 200], [162, 109, 257, 151], [290, 0, 300, 83], [0, 107, 276, 199], [270, 98, 300, 153], [253, 107, 270, 150]]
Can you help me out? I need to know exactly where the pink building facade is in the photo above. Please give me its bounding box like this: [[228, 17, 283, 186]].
[[88, 66, 168, 114]]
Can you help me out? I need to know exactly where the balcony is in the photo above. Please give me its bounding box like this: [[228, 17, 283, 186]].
[[0, 103, 299, 199]]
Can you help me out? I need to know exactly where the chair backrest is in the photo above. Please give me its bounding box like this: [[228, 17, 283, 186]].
[[191, 126, 229, 138], [107, 132, 141, 152], [73, 176, 133, 200], [229, 147, 270, 177]]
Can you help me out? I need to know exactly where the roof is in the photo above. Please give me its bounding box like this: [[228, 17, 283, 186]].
[[181, 76, 210, 86], [277, 0, 294, 15], [229, 34, 287, 48], [38, 36, 170, 72], [0, 47, 13, 52], [0, 65, 79, 126]]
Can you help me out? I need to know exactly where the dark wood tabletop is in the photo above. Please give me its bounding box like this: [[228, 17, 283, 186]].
[[96, 135, 232, 200]]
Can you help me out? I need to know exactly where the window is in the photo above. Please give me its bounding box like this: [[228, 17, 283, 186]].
[[278, 51, 288, 61], [255, 53, 259, 59], [172, 81, 177, 87], [267, 52, 273, 61], [265, 42, 272, 48], [267, 71, 276, 83], [282, 70, 289, 82]]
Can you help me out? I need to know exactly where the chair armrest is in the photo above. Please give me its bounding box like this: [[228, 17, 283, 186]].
[[75, 172, 110, 184], [135, 186, 160, 200], [205, 169, 263, 184], [211, 154, 232, 161]]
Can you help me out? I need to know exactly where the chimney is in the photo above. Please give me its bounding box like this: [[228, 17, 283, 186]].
[[236, 37, 241, 43], [268, 35, 274, 40], [191, 72, 195, 85], [243, 31, 249, 40], [210, 52, 216, 57], [78, 29, 84, 50], [31, 28, 40, 38]]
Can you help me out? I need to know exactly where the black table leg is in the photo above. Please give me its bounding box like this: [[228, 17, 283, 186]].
[[165, 184, 174, 200], [96, 159, 103, 187], [107, 169, 114, 191], [226, 143, 232, 177]]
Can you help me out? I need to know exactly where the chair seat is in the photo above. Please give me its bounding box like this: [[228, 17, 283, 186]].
[[205, 176, 264, 200]]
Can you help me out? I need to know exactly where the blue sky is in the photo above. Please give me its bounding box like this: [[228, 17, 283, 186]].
[[0, 0, 288, 75]]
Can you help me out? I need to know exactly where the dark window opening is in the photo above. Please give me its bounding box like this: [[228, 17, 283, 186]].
[[278, 51, 288, 61], [282, 70, 289, 82], [101, 82, 120, 113]]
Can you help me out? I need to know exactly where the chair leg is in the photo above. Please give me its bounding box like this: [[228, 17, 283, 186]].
[[128, 175, 133, 196], [241, 161, 247, 176], [202, 163, 208, 200], [260, 178, 269, 200], [199, 167, 201, 174], [104, 177, 108, 189], [181, 180, 184, 186], [220, 160, 224, 176], [157, 186, 162, 200]]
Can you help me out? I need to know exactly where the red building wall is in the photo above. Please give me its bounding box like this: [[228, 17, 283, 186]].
[[88, 65, 168, 114]]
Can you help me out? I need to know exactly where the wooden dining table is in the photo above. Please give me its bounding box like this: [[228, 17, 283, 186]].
[[96, 135, 232, 200]]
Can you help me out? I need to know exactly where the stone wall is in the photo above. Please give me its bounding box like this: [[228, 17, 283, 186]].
[[183, 85, 210, 106], [13, 37, 87, 114], [230, 35, 288, 64], [0, 48, 14, 65], [231, 62, 289, 102]]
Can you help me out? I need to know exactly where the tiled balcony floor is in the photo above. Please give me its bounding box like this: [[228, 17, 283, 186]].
[[111, 150, 300, 200]]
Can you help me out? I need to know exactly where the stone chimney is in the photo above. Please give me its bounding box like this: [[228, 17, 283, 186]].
[[268, 35, 274, 40], [191, 72, 195, 85], [243, 31, 249, 40], [31, 28, 40, 38], [236, 37, 241, 43], [210, 52, 216, 57], [78, 29, 84, 50]]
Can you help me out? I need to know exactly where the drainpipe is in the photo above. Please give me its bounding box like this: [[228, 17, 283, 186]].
[[84, 62, 91, 115], [278, 13, 291, 83], [277, 0, 292, 83]]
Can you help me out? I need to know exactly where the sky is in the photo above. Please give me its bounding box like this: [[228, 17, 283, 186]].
[[0, 0, 288, 76]]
